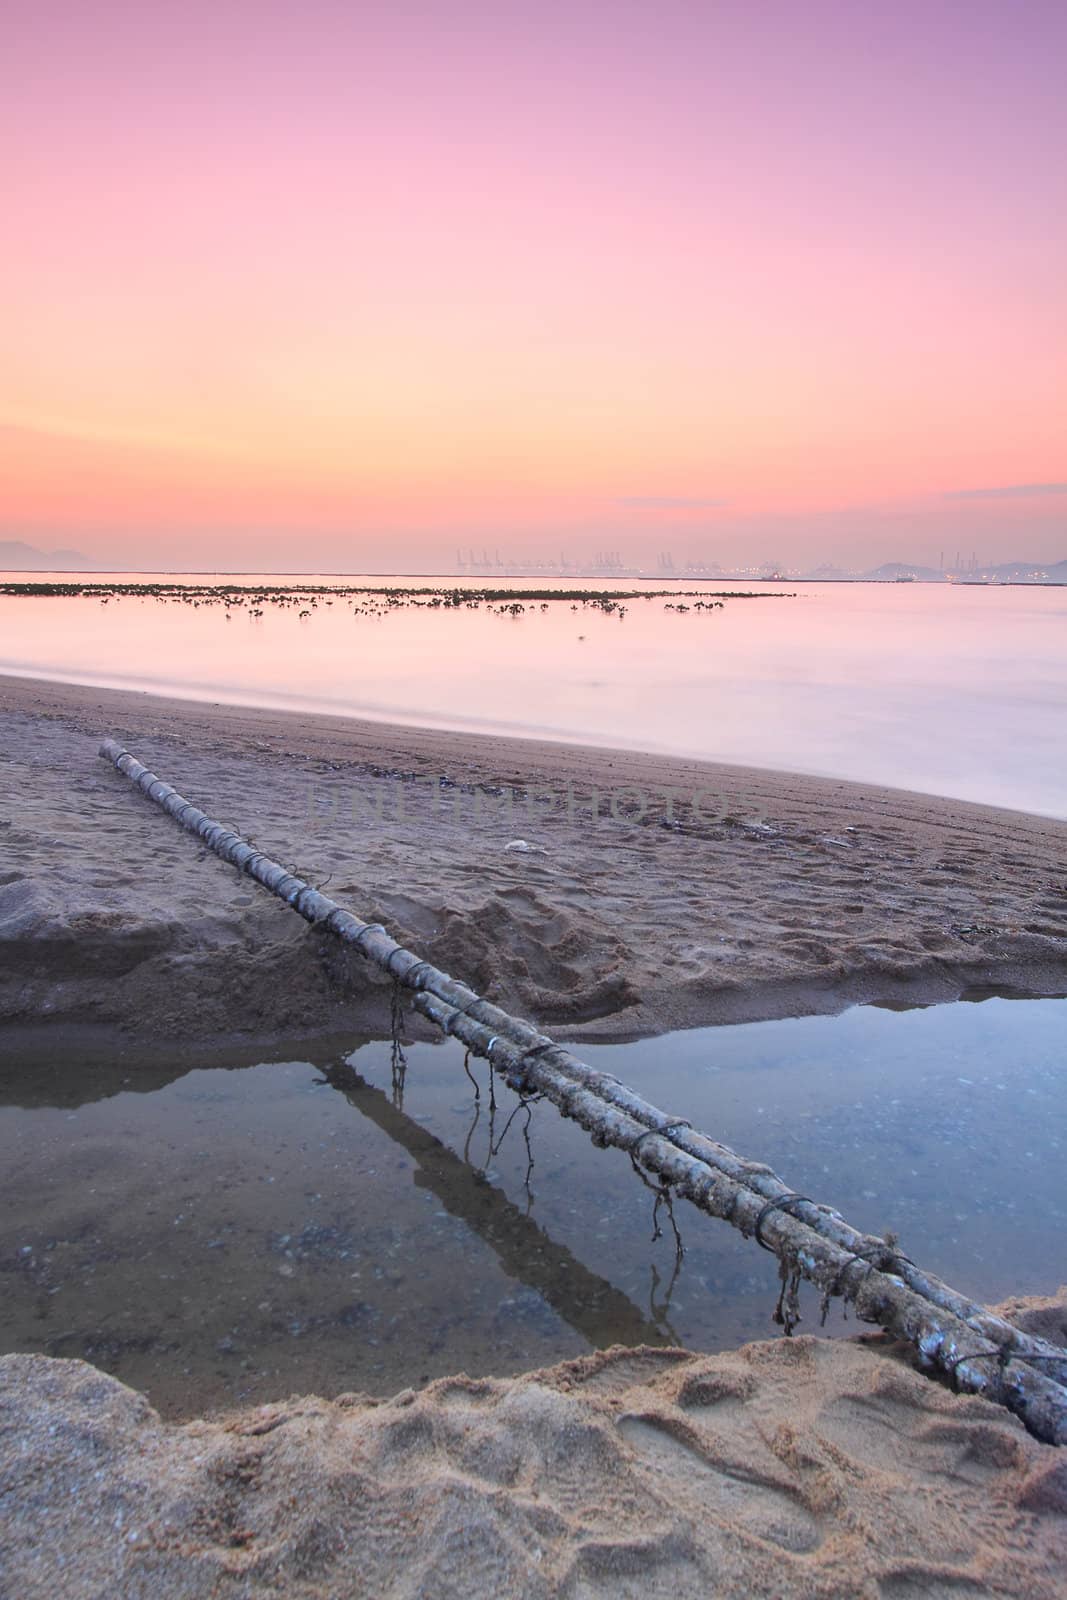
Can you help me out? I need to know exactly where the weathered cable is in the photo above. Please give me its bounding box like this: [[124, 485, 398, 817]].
[[408, 986, 1067, 1443], [96, 737, 1067, 1389], [97, 739, 1067, 1442]]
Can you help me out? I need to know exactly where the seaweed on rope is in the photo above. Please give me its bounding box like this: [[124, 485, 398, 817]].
[[97, 736, 1067, 1446]]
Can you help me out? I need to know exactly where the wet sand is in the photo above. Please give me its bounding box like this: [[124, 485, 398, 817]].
[[2, 672, 1066, 1596], [2, 673, 1066, 1046]]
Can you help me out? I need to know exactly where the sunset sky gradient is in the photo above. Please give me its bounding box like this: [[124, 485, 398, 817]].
[[3, 0, 1065, 570]]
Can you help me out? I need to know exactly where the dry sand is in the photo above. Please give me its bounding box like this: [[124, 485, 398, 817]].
[[2, 673, 1067, 1596], [2, 1293, 1066, 1599]]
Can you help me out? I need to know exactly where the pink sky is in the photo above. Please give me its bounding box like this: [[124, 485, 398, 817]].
[[3, 0, 1065, 570]]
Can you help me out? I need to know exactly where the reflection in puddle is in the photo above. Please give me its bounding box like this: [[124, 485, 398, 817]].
[[1, 995, 1064, 1418]]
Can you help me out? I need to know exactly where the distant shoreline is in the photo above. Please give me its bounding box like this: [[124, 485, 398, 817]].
[[2, 564, 1066, 584]]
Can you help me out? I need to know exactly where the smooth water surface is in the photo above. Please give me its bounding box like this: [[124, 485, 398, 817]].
[[2, 574, 1065, 815], [1, 996, 1063, 1417]]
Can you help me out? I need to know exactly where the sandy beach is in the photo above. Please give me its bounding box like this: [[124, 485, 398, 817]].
[[8, 0, 1066, 1586], [3, 1291, 1066, 1599], [3, 673, 1066, 1047], [2, 673, 1067, 1596]]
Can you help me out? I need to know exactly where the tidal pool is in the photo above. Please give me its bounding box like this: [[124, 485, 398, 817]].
[[0, 994, 1063, 1417]]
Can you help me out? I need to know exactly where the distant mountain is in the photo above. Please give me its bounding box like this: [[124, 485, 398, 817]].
[[0, 540, 94, 571], [985, 558, 1067, 582], [863, 557, 1067, 583]]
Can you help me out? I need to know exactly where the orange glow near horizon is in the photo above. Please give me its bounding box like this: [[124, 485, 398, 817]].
[[3, 2, 1065, 569]]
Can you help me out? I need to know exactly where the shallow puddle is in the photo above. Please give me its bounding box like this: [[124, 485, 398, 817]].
[[1, 993, 1063, 1417]]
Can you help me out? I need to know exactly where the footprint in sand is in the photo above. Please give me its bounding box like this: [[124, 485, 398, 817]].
[[618, 1412, 823, 1554]]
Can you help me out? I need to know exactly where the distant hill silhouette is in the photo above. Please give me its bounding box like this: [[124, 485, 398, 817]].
[[985, 558, 1067, 581], [0, 540, 94, 571], [863, 558, 1066, 583]]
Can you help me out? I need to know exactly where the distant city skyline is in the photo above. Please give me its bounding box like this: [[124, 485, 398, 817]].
[[3, 2, 1064, 571], [3, 536, 1065, 583]]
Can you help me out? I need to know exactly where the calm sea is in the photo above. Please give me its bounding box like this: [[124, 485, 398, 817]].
[[1, 573, 1064, 817]]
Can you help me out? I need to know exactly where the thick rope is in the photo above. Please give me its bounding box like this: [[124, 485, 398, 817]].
[[97, 740, 1067, 1444]]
